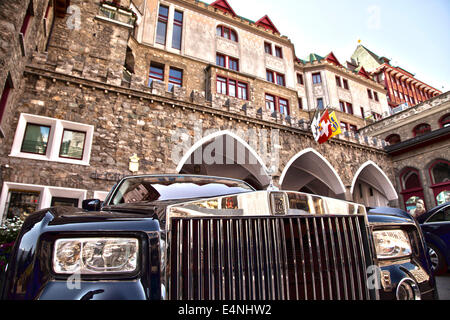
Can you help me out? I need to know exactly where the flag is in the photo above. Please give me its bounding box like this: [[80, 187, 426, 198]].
[[317, 109, 333, 144], [329, 111, 342, 138], [310, 108, 322, 142]]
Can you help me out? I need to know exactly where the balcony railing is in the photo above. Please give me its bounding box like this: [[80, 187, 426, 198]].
[[97, 3, 136, 27]]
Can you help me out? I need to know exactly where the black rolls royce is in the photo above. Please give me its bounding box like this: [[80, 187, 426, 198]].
[[0, 175, 437, 300]]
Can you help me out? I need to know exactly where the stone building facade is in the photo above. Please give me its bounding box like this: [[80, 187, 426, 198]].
[[351, 45, 442, 110], [0, 0, 401, 221], [360, 92, 450, 214], [295, 52, 390, 131]]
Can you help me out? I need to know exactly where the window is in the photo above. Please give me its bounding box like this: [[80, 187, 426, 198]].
[[339, 100, 353, 114], [427, 207, 450, 223], [429, 160, 450, 185], [265, 94, 275, 113], [228, 57, 239, 71], [340, 121, 348, 131], [216, 76, 248, 100], [168, 67, 183, 91], [59, 129, 86, 160], [336, 76, 342, 87], [373, 91, 379, 102], [10, 113, 94, 165], [276, 73, 285, 86], [0, 182, 87, 221], [385, 134, 401, 145], [237, 82, 248, 100], [217, 76, 227, 95], [0, 74, 12, 123], [216, 54, 239, 71], [413, 123, 431, 137], [21, 1, 34, 36], [265, 94, 289, 116], [317, 98, 324, 110], [298, 97, 303, 109], [156, 5, 169, 45], [4, 190, 40, 220], [343, 79, 349, 90], [216, 25, 238, 42], [266, 70, 274, 83], [439, 114, 450, 128], [266, 70, 285, 86], [312, 73, 322, 84], [216, 54, 226, 67], [148, 62, 164, 86], [297, 73, 304, 85], [279, 98, 289, 116], [172, 10, 183, 50], [21, 123, 50, 155], [349, 124, 357, 133], [275, 46, 283, 58], [51, 197, 79, 207], [264, 42, 272, 55], [360, 107, 365, 118], [367, 89, 373, 99], [346, 102, 353, 114]]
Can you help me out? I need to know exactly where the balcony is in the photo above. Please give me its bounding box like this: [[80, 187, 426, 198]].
[[96, 2, 136, 28]]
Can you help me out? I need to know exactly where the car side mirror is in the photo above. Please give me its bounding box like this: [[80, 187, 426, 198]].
[[82, 199, 103, 211]]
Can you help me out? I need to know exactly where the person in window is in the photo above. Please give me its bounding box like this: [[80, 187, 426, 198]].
[[411, 199, 426, 218]]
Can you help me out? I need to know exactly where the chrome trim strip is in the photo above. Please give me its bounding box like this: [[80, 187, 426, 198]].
[[354, 216, 371, 299], [327, 217, 341, 300], [279, 218, 290, 300], [177, 219, 183, 300], [296, 218, 308, 300], [305, 218, 316, 300], [334, 217, 349, 299], [341, 217, 356, 300], [289, 219, 300, 299], [348, 216, 364, 300], [320, 217, 333, 300], [312, 218, 325, 299]]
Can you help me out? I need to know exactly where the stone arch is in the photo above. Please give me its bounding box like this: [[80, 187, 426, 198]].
[[176, 130, 270, 190], [351, 161, 398, 207], [279, 148, 346, 199]]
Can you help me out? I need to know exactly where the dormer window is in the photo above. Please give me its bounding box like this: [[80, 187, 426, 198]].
[[216, 25, 238, 42]]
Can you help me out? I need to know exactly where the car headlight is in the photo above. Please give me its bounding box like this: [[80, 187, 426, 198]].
[[53, 238, 139, 274], [373, 230, 412, 259]]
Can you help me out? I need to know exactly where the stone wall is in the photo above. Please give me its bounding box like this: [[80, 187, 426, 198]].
[[0, 0, 54, 137]]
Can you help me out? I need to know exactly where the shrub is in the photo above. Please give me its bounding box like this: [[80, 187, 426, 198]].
[[0, 217, 24, 273]]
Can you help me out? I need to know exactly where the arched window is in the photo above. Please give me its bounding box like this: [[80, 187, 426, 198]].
[[439, 114, 450, 128], [216, 25, 238, 42], [412, 123, 431, 137], [399, 168, 426, 216], [429, 160, 450, 205], [385, 134, 401, 145]]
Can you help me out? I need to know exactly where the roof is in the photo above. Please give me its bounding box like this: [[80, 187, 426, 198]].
[[306, 53, 324, 63]]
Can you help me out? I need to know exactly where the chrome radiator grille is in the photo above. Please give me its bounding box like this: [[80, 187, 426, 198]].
[[168, 215, 375, 300]]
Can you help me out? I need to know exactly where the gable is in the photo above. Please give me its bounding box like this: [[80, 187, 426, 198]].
[[210, 0, 237, 16], [325, 52, 342, 67], [255, 15, 280, 34]]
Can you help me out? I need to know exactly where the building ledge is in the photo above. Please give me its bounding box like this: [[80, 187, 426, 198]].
[[385, 126, 450, 155]]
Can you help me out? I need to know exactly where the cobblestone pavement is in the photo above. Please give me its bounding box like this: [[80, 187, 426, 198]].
[[436, 274, 450, 300]]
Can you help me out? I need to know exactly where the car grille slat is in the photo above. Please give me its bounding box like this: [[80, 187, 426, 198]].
[[169, 215, 375, 300]]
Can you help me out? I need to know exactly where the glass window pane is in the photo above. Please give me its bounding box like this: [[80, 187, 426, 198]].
[[406, 196, 426, 217], [59, 130, 86, 160], [156, 20, 167, 45], [431, 162, 450, 184], [279, 98, 289, 116], [21, 124, 50, 155], [172, 24, 182, 49], [51, 197, 79, 207], [159, 5, 169, 17], [6, 190, 40, 221], [229, 80, 236, 97], [436, 191, 450, 206], [229, 58, 238, 71]]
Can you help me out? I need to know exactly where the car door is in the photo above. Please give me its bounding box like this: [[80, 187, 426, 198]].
[[422, 204, 450, 255]]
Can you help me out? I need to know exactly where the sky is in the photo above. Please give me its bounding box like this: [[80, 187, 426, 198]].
[[209, 0, 450, 92]]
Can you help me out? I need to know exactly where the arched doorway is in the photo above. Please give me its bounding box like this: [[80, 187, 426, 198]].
[[176, 131, 271, 190], [279, 148, 346, 199], [399, 167, 426, 215], [351, 161, 398, 207], [428, 159, 450, 205]]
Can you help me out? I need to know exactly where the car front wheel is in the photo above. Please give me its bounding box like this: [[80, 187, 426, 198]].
[[428, 243, 448, 276]]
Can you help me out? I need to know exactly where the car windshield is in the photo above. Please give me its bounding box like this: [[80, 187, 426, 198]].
[[108, 175, 254, 205]]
